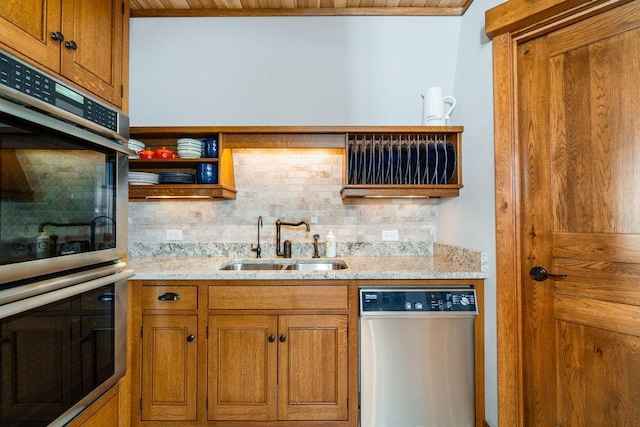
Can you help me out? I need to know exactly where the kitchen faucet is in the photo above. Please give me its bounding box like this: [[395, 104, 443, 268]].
[[275, 219, 310, 258], [251, 216, 263, 258]]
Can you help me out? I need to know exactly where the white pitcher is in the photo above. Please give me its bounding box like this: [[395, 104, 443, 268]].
[[421, 87, 456, 126]]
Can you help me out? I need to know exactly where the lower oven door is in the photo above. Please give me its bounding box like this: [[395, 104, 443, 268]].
[[0, 263, 133, 426]]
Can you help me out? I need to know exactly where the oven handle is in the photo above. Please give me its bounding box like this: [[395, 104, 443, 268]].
[[0, 262, 131, 306], [0, 268, 134, 320]]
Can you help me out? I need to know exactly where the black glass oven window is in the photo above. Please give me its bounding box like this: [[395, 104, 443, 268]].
[[0, 284, 115, 426], [0, 115, 117, 265]]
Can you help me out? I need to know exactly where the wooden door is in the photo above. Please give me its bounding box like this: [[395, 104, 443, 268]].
[[60, 0, 124, 107], [517, 2, 640, 425], [207, 315, 278, 421], [0, 0, 62, 71], [141, 314, 197, 421], [278, 314, 348, 421]]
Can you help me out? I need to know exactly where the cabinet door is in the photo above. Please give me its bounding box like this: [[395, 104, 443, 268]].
[[141, 315, 197, 421], [278, 315, 348, 421], [0, 0, 62, 71], [0, 316, 74, 423], [208, 315, 277, 421], [60, 0, 124, 107]]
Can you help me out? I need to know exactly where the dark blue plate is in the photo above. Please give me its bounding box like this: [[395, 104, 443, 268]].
[[427, 143, 437, 184], [445, 142, 456, 183], [436, 143, 446, 184]]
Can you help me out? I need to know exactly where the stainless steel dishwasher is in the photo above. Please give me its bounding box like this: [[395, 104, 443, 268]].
[[359, 287, 478, 427]]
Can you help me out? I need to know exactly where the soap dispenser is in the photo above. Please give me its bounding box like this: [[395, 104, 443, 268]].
[[325, 230, 336, 258]]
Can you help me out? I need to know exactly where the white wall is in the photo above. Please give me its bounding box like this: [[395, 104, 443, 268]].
[[129, 12, 498, 425], [438, 0, 500, 424], [129, 16, 461, 126]]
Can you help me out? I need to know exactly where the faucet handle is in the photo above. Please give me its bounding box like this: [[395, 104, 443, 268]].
[[312, 234, 320, 258], [251, 244, 262, 258]]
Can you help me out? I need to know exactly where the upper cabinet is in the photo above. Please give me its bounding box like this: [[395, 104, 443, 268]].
[[130, 126, 463, 201], [0, 0, 128, 108]]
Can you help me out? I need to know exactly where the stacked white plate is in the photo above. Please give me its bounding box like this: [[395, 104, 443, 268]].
[[177, 138, 203, 159], [128, 171, 160, 185], [128, 139, 145, 158]]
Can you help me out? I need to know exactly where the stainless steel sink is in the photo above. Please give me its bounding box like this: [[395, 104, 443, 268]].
[[219, 260, 347, 271], [219, 262, 285, 271], [284, 261, 348, 271]]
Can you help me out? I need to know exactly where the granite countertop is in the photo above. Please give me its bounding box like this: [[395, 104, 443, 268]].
[[127, 253, 487, 281]]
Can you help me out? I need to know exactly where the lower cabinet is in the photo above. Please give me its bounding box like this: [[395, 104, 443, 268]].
[[130, 280, 356, 427], [208, 314, 348, 421], [65, 384, 120, 427], [141, 314, 198, 421]]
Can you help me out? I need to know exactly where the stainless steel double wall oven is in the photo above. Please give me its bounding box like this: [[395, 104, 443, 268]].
[[0, 49, 133, 426]]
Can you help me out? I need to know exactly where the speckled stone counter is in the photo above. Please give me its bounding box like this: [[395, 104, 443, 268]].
[[127, 242, 487, 281]]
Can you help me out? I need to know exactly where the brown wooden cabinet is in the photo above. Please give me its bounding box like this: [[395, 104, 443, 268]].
[[138, 284, 198, 422], [0, 0, 128, 108], [141, 314, 198, 421], [129, 126, 463, 201], [128, 132, 237, 201], [66, 384, 120, 427], [208, 313, 348, 422], [129, 279, 356, 427]]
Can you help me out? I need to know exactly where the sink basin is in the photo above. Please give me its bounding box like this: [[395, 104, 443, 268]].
[[219, 260, 347, 271], [220, 262, 285, 271], [285, 261, 348, 271]]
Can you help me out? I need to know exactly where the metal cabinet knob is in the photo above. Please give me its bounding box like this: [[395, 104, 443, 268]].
[[64, 40, 78, 50], [279, 334, 287, 342], [268, 334, 276, 342], [187, 334, 195, 343], [158, 292, 180, 301], [50, 31, 64, 42]]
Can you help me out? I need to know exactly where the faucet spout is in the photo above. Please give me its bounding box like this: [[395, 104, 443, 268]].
[[275, 219, 310, 257], [251, 216, 263, 258]]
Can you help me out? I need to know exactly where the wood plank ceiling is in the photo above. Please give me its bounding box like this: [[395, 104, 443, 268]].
[[130, 0, 473, 17]]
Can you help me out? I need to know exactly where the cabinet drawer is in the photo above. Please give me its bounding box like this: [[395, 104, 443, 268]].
[[209, 285, 348, 310], [142, 286, 198, 310]]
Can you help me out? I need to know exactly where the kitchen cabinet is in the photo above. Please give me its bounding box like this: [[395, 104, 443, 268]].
[[0, 0, 128, 108], [138, 285, 198, 422], [129, 126, 463, 201], [208, 284, 349, 422], [128, 133, 236, 201], [66, 384, 120, 427], [208, 314, 348, 421], [129, 279, 357, 427]]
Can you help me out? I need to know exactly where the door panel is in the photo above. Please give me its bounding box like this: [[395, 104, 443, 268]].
[[278, 315, 348, 421], [207, 315, 277, 421], [0, 0, 61, 71], [61, 0, 123, 106], [518, 1, 640, 424], [141, 315, 197, 421]]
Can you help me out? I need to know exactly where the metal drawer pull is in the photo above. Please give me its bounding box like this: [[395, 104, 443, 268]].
[[158, 292, 180, 301]]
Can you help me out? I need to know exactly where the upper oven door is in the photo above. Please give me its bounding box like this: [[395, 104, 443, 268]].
[[0, 96, 133, 284]]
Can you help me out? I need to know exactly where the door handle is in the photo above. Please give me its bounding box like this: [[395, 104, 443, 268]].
[[530, 266, 567, 282]]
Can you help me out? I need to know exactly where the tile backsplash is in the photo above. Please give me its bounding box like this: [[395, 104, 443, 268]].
[[128, 149, 440, 257]]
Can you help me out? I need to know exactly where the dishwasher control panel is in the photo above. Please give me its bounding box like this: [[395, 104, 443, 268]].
[[360, 288, 477, 314]]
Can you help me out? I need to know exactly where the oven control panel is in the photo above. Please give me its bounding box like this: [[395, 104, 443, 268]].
[[360, 288, 478, 314], [0, 50, 123, 134]]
